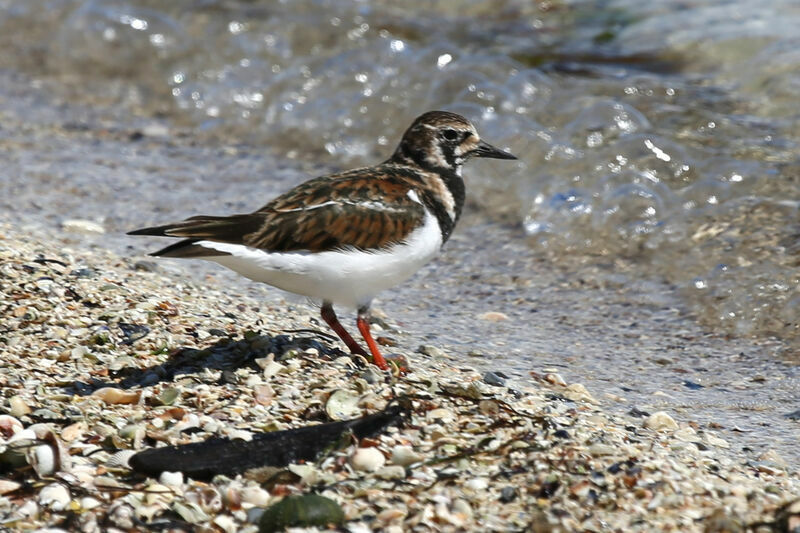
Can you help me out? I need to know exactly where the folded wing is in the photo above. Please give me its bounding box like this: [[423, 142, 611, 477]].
[[128, 172, 426, 258]]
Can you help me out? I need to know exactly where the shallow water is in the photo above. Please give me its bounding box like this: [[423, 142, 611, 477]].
[[0, 1, 798, 466], [1, 0, 797, 345]]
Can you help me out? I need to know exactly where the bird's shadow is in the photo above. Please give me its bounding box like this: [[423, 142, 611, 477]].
[[71, 331, 348, 395]]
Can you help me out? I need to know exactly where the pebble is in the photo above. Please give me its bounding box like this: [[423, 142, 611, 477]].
[[62, 219, 105, 235], [376, 466, 407, 480], [482, 371, 507, 387], [644, 411, 679, 431], [349, 447, 386, 472], [704, 433, 730, 449], [477, 311, 509, 322], [544, 373, 567, 386], [563, 383, 596, 403], [499, 486, 517, 503], [418, 345, 446, 357], [360, 367, 384, 384]]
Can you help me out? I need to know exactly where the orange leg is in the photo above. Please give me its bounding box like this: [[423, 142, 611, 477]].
[[356, 308, 389, 371], [320, 302, 368, 357]]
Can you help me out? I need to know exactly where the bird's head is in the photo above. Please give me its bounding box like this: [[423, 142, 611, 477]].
[[391, 110, 516, 174]]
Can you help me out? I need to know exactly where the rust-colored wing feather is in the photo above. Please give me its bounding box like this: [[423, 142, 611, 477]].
[[128, 168, 426, 256]]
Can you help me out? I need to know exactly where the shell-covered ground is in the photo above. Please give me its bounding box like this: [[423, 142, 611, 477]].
[[0, 223, 798, 532]]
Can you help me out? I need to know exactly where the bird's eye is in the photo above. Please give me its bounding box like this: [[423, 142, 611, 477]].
[[442, 129, 459, 141]]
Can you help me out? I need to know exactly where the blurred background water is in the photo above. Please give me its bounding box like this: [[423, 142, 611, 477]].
[[0, 1, 798, 462], [2, 0, 797, 346]]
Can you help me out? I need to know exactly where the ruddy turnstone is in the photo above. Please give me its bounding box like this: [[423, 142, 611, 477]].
[[129, 111, 516, 370]]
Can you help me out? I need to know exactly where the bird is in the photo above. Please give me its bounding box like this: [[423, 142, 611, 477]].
[[128, 111, 516, 371]]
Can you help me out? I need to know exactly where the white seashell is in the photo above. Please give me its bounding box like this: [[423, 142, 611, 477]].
[[15, 500, 38, 519], [106, 450, 137, 469], [62, 219, 105, 235], [5, 427, 34, 445], [704, 433, 730, 449], [464, 478, 489, 491], [38, 483, 70, 511], [0, 479, 21, 495], [60, 421, 87, 442], [253, 383, 274, 406], [326, 390, 360, 421], [213, 514, 237, 533], [172, 413, 201, 434], [8, 396, 31, 417], [31, 444, 57, 476], [80, 496, 102, 510], [0, 415, 24, 443], [91, 387, 141, 405], [288, 463, 327, 484], [643, 411, 679, 431], [159, 471, 184, 488], [563, 383, 597, 404], [544, 373, 567, 386], [240, 485, 271, 508], [144, 483, 174, 505], [349, 447, 386, 472], [390, 446, 424, 467]]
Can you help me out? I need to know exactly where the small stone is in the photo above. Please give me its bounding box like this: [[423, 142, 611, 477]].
[[418, 345, 446, 357], [703, 507, 744, 533], [544, 373, 567, 386], [70, 268, 96, 278], [349, 447, 385, 472], [143, 123, 170, 137], [758, 449, 787, 468], [482, 371, 507, 387], [499, 486, 517, 503], [588, 443, 617, 456], [704, 433, 730, 449], [644, 411, 679, 431], [477, 311, 509, 322], [133, 260, 159, 272], [563, 383, 596, 403], [359, 367, 383, 384], [62, 219, 105, 235], [376, 465, 406, 480]]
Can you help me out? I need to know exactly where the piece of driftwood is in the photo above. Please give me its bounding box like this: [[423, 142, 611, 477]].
[[129, 404, 405, 480]]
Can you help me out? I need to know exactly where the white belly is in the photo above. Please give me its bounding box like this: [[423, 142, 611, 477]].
[[196, 209, 443, 309]]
